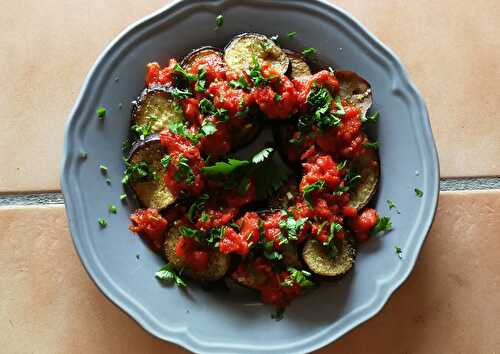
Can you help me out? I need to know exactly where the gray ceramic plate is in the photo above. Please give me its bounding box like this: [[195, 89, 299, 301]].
[[61, 0, 439, 353]]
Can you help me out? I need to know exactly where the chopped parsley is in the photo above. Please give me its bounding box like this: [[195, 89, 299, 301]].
[[364, 141, 379, 150], [179, 225, 205, 242], [303, 180, 325, 205], [155, 264, 187, 288], [387, 199, 401, 214], [99, 164, 108, 174], [299, 85, 341, 131], [97, 218, 107, 228], [198, 98, 229, 122], [186, 194, 210, 223], [215, 14, 224, 28], [195, 68, 207, 93], [270, 34, 279, 42], [362, 111, 380, 124], [122, 161, 157, 185], [229, 76, 250, 90], [97, 106, 106, 119], [274, 93, 282, 102], [106, 178, 112, 185], [260, 40, 274, 51], [202, 158, 249, 176], [279, 217, 307, 241], [161, 154, 172, 168], [251, 147, 274, 164], [175, 154, 194, 184], [415, 188, 424, 198], [287, 31, 297, 38], [371, 216, 392, 235], [174, 63, 197, 82], [120, 194, 127, 201], [200, 120, 217, 136], [79, 151, 88, 159], [246, 57, 269, 87], [395, 246, 403, 259], [337, 160, 347, 171], [170, 87, 192, 99], [263, 240, 283, 261], [108, 204, 117, 214], [282, 267, 315, 288], [302, 47, 317, 56]]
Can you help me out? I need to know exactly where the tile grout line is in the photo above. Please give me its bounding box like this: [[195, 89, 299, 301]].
[[0, 178, 499, 206]]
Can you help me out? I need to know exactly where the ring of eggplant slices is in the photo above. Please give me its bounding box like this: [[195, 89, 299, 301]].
[[124, 33, 385, 313]]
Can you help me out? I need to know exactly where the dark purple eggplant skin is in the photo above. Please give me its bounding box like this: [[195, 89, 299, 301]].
[[127, 133, 161, 161], [180, 46, 224, 70], [282, 48, 312, 80], [131, 85, 170, 120]]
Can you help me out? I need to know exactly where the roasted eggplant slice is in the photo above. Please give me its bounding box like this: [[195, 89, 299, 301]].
[[302, 239, 356, 277], [224, 33, 289, 75], [335, 70, 372, 119], [131, 86, 184, 134], [127, 134, 176, 209], [181, 46, 224, 71], [281, 243, 302, 268], [348, 148, 380, 210], [229, 119, 262, 150], [163, 225, 230, 282], [283, 49, 312, 80]]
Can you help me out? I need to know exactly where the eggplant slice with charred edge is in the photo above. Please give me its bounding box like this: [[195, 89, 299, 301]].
[[181, 46, 224, 71], [302, 239, 356, 277], [335, 70, 372, 119], [224, 33, 289, 75], [347, 148, 380, 210], [127, 134, 176, 209], [131, 86, 184, 134], [164, 225, 230, 282], [283, 49, 312, 80]]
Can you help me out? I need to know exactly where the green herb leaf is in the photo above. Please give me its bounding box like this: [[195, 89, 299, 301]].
[[108, 204, 117, 214], [215, 14, 224, 28], [174, 64, 197, 82], [362, 111, 380, 124], [161, 154, 172, 168], [337, 160, 347, 171], [386, 199, 401, 214], [260, 40, 273, 51], [120, 194, 127, 201], [175, 154, 194, 185], [279, 217, 307, 241], [371, 216, 392, 235], [99, 164, 108, 174], [195, 67, 207, 93], [202, 159, 249, 176], [270, 34, 279, 42], [333, 96, 346, 116], [170, 87, 192, 99], [186, 194, 210, 223], [155, 264, 187, 288], [263, 240, 283, 261], [274, 93, 282, 102], [178, 225, 205, 242], [97, 218, 107, 228], [251, 147, 274, 164], [287, 31, 297, 38], [200, 121, 217, 136], [80, 151, 88, 159], [285, 267, 315, 288], [229, 76, 250, 90], [303, 180, 325, 205], [106, 178, 112, 185], [364, 141, 379, 150], [122, 161, 157, 185], [302, 47, 316, 56], [395, 246, 403, 260], [97, 106, 106, 119], [246, 57, 269, 87], [415, 188, 423, 198]]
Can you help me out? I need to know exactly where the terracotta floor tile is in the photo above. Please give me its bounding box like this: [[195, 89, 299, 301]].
[[333, 0, 500, 177], [0, 1, 498, 192], [1, 192, 500, 353]]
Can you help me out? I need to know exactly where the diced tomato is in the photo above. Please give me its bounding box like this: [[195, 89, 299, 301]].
[[175, 237, 209, 272], [226, 179, 256, 208], [294, 70, 339, 110], [145, 59, 177, 87], [237, 212, 261, 243], [187, 52, 227, 84], [220, 227, 249, 255], [129, 208, 168, 252], [352, 208, 378, 233], [181, 98, 202, 126], [300, 154, 342, 194], [207, 81, 252, 120], [252, 70, 298, 119], [199, 117, 231, 158], [195, 207, 238, 231]]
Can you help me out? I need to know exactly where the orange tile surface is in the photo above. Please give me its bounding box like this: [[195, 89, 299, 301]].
[[0, 0, 499, 192], [1, 192, 500, 353]]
